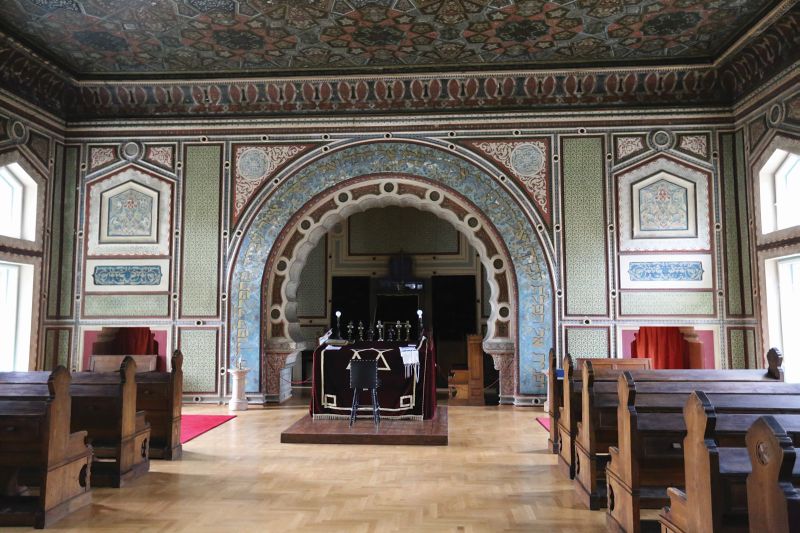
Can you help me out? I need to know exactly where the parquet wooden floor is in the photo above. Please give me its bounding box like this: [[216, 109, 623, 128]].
[[22, 404, 606, 532]]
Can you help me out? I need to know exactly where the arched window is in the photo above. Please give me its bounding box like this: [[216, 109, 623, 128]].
[[760, 149, 800, 234], [0, 162, 37, 241], [0, 161, 38, 371]]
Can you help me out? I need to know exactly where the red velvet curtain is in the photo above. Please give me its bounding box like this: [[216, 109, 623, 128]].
[[631, 327, 688, 369]]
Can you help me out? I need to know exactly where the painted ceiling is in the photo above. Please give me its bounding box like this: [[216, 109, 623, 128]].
[[0, 0, 782, 78]]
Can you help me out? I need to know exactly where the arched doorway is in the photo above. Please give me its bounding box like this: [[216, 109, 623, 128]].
[[227, 140, 555, 405]]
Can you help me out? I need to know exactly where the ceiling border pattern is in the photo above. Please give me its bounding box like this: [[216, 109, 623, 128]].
[[0, 6, 797, 120]]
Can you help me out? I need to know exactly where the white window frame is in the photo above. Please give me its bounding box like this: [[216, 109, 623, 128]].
[[0, 162, 38, 242], [0, 260, 33, 371]]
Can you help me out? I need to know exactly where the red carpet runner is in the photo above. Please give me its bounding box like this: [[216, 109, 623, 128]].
[[180, 414, 236, 444], [535, 417, 551, 432]]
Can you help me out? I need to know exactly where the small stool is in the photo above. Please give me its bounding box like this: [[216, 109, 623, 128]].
[[349, 359, 380, 426]]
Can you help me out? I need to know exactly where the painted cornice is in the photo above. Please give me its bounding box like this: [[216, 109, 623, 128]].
[[0, 6, 797, 122]]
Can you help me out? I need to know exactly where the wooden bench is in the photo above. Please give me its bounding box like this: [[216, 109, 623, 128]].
[[659, 392, 800, 533], [0, 357, 151, 488], [136, 350, 183, 460], [556, 356, 652, 479], [606, 366, 797, 532], [745, 416, 800, 533], [574, 355, 782, 510], [0, 367, 93, 529]]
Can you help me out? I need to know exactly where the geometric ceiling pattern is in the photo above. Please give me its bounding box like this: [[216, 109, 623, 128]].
[[0, 0, 781, 77]]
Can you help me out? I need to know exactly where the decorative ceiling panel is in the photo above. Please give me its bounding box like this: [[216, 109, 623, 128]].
[[0, 0, 782, 77]]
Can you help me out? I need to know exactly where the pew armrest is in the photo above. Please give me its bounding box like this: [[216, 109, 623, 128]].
[[66, 430, 90, 458], [659, 487, 689, 533], [135, 410, 150, 432]]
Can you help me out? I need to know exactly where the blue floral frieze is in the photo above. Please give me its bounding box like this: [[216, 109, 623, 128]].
[[628, 261, 704, 282], [229, 141, 554, 395], [92, 265, 163, 285]]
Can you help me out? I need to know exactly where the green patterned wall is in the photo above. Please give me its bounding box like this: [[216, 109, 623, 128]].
[[179, 329, 218, 393], [565, 327, 609, 358], [620, 291, 715, 316], [47, 144, 77, 319], [728, 328, 756, 369], [181, 144, 222, 317], [83, 294, 170, 317], [296, 238, 326, 318], [721, 130, 754, 317], [46, 144, 63, 319], [43, 328, 70, 370], [562, 136, 608, 316]]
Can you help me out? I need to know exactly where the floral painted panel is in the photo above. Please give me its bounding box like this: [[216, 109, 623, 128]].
[[92, 265, 162, 285], [638, 179, 689, 232], [106, 188, 154, 237], [627, 261, 704, 282]]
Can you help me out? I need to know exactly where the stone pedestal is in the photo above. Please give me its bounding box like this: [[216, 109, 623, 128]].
[[228, 368, 251, 411], [265, 350, 298, 403], [489, 352, 516, 405]]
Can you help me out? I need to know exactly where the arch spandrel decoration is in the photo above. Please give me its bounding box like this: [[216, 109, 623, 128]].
[[228, 141, 553, 398]]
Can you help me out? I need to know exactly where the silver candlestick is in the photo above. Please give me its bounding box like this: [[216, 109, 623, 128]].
[[417, 309, 424, 341], [357, 321, 364, 342], [334, 310, 342, 339]]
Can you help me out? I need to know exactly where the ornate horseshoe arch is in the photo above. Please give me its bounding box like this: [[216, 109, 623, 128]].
[[227, 140, 554, 405]]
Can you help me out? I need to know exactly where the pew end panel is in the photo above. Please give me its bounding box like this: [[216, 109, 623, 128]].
[[547, 347, 561, 454], [137, 349, 183, 460], [71, 357, 151, 488], [557, 354, 578, 479], [746, 416, 800, 533], [0, 367, 93, 529]]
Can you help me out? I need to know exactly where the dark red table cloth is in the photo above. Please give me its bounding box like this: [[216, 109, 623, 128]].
[[310, 340, 437, 420]]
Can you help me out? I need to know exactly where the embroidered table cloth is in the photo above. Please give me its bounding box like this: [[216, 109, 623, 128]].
[[310, 340, 437, 420]]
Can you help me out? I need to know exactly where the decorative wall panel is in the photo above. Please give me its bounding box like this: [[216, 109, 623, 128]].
[[616, 134, 648, 165], [348, 206, 459, 255], [728, 327, 757, 369], [620, 291, 714, 316], [232, 143, 314, 222], [618, 156, 710, 251], [83, 294, 170, 317], [43, 328, 71, 370], [675, 132, 711, 161], [721, 131, 754, 317], [632, 173, 696, 238], [565, 327, 609, 358], [143, 144, 175, 172], [181, 144, 221, 317], [179, 329, 218, 394], [562, 136, 607, 316], [85, 258, 170, 293], [47, 144, 78, 319], [87, 166, 172, 256], [88, 145, 118, 172], [296, 238, 326, 319], [619, 253, 713, 289], [462, 139, 551, 225], [99, 181, 159, 243]]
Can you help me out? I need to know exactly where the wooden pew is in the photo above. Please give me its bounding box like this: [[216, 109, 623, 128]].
[[0, 357, 151, 488], [137, 350, 183, 460], [659, 392, 800, 533], [546, 348, 561, 453], [556, 356, 652, 479], [0, 367, 93, 529], [574, 359, 782, 510], [606, 368, 799, 533], [746, 416, 800, 533]]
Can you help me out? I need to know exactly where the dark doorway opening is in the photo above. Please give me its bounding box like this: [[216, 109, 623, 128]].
[[330, 276, 371, 330], [432, 275, 477, 388]]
